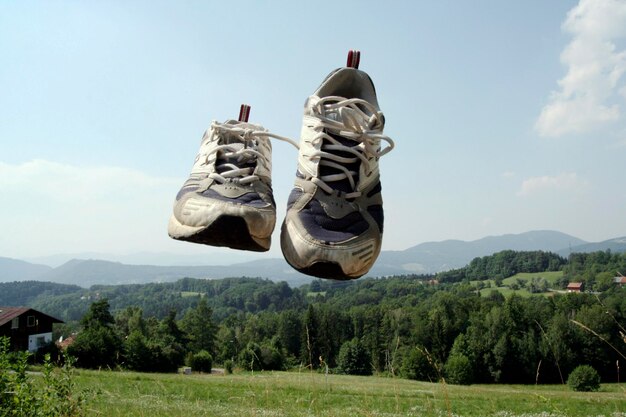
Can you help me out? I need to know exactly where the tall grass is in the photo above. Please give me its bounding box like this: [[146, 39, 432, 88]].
[[74, 369, 625, 417]]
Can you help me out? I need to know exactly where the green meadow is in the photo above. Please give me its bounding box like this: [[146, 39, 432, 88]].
[[475, 271, 565, 297], [75, 369, 625, 417]]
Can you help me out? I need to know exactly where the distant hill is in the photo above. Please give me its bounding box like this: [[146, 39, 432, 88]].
[[3, 231, 626, 288], [375, 230, 587, 274], [0, 280, 82, 306], [35, 258, 314, 288], [0, 257, 51, 282], [558, 237, 626, 257]]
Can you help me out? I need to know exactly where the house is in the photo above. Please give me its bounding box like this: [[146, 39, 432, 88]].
[[613, 276, 626, 286], [566, 282, 584, 293], [0, 307, 64, 352]]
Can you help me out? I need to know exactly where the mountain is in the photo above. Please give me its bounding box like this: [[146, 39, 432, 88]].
[[4, 230, 626, 288], [559, 236, 626, 257], [0, 257, 52, 282], [35, 258, 314, 288], [375, 230, 587, 274], [24, 250, 261, 268]]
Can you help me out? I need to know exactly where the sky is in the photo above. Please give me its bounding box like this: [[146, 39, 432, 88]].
[[1, 0, 626, 265]]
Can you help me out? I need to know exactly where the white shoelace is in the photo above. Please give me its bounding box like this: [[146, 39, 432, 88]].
[[203, 122, 299, 185], [307, 96, 394, 198]]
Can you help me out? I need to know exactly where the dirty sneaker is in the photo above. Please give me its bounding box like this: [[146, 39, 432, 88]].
[[168, 105, 297, 252], [280, 51, 394, 279]]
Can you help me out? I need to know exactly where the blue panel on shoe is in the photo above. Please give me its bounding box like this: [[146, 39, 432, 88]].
[[176, 186, 199, 201], [286, 188, 303, 210], [299, 199, 368, 242], [200, 188, 269, 207]]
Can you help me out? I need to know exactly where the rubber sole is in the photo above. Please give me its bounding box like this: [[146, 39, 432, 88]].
[[171, 215, 269, 252], [299, 261, 362, 280]]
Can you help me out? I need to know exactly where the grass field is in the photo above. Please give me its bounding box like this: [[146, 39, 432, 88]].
[[475, 271, 565, 298], [181, 291, 205, 297], [74, 369, 625, 417], [502, 271, 565, 286]]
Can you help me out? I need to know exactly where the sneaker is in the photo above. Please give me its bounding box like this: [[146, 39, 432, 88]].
[[168, 105, 294, 252], [280, 51, 394, 279]]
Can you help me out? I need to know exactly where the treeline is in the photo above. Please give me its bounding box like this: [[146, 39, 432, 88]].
[[0, 277, 306, 323], [0, 281, 82, 306], [61, 275, 626, 385], [4, 250, 626, 385], [4, 250, 625, 322], [436, 250, 566, 283], [564, 251, 626, 291]]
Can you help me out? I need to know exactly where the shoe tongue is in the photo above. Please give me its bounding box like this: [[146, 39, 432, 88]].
[[320, 133, 360, 194], [316, 104, 364, 194], [215, 142, 257, 176]]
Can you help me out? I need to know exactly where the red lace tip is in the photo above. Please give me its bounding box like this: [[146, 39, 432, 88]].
[[238, 104, 251, 122], [347, 50, 360, 69]]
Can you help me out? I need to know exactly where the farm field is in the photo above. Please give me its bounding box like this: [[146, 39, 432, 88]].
[[75, 369, 625, 417], [502, 271, 565, 285], [475, 271, 565, 297]]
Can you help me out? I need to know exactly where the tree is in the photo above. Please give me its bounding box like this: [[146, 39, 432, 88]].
[[181, 298, 217, 355], [81, 299, 115, 329], [239, 342, 262, 371], [124, 330, 151, 371], [259, 338, 285, 371], [594, 272, 614, 292], [337, 339, 372, 376], [68, 299, 122, 369], [277, 310, 302, 362]]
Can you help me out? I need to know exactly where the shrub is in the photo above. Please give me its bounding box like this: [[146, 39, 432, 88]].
[[188, 350, 213, 373], [224, 359, 234, 374], [239, 342, 262, 371], [0, 336, 89, 416], [401, 346, 439, 382], [567, 365, 600, 392], [259, 344, 284, 371], [444, 353, 473, 385], [237, 341, 284, 371]]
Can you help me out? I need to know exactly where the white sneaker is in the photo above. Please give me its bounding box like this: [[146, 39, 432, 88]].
[[168, 105, 297, 252], [280, 51, 394, 279]]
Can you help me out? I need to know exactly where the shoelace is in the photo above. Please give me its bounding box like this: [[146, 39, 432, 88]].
[[307, 96, 394, 198], [203, 121, 299, 185]]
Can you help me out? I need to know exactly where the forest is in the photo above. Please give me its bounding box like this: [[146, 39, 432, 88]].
[[2, 250, 626, 385]]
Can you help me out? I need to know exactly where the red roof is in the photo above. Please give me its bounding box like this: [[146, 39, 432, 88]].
[[567, 282, 583, 289], [0, 307, 29, 326], [0, 307, 63, 326]]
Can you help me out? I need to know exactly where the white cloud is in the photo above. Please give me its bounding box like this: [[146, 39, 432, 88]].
[[0, 160, 181, 257], [0, 159, 178, 198], [517, 172, 588, 197], [536, 0, 626, 137]]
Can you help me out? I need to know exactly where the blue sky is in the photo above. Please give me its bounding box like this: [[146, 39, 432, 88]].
[[1, 0, 625, 264]]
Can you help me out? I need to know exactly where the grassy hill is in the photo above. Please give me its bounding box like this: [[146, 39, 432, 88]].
[[474, 271, 565, 297], [74, 369, 625, 417]]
